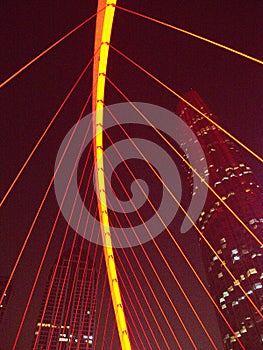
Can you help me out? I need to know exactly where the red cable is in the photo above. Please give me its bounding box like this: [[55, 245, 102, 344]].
[[113, 246, 162, 349], [105, 75, 262, 318], [101, 295, 113, 350], [33, 120, 94, 347], [102, 98, 243, 346], [0, 51, 98, 309], [81, 245, 104, 350], [0, 8, 106, 90], [111, 242, 153, 349], [57, 159, 99, 348], [93, 271, 108, 349], [17, 121, 92, 349], [102, 120, 206, 349], [103, 171, 183, 349], [46, 135, 96, 347], [114, 5, 263, 66], [109, 321, 116, 350], [32, 76, 102, 350], [68, 211, 99, 350], [1, 46, 99, 208], [31, 94, 94, 348], [108, 44, 262, 248]]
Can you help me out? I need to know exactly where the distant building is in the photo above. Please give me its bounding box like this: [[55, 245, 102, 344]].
[[176, 91, 263, 349], [32, 249, 96, 349]]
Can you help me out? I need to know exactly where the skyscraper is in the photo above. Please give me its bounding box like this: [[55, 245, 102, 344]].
[[32, 249, 97, 349], [176, 91, 263, 349]]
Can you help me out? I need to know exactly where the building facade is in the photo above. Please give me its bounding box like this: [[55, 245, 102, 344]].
[[176, 91, 263, 349], [32, 249, 96, 350]]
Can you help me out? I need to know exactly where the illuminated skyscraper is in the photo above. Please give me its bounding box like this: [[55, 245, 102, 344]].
[[176, 91, 263, 349], [32, 249, 96, 349]]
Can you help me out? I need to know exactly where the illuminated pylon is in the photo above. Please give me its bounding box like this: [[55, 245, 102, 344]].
[[92, 1, 132, 349]]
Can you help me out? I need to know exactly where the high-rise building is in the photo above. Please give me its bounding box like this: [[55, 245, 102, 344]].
[[32, 249, 97, 350], [176, 91, 263, 349]]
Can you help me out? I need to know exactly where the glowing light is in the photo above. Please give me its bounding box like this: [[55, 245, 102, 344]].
[[93, 1, 131, 349]]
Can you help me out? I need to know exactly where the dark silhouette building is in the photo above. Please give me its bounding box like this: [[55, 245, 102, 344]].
[[176, 91, 263, 349], [32, 249, 97, 349]]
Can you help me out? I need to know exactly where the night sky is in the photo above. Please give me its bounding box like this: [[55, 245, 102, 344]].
[[1, 1, 263, 349]]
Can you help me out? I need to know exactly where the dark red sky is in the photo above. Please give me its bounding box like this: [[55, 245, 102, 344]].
[[1, 1, 262, 349]]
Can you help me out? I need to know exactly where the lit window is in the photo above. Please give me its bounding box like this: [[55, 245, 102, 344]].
[[247, 321, 255, 328], [232, 301, 239, 307], [247, 268, 257, 277], [253, 282, 262, 290], [230, 336, 237, 343], [59, 338, 69, 342], [228, 285, 234, 292], [224, 334, 230, 341]]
